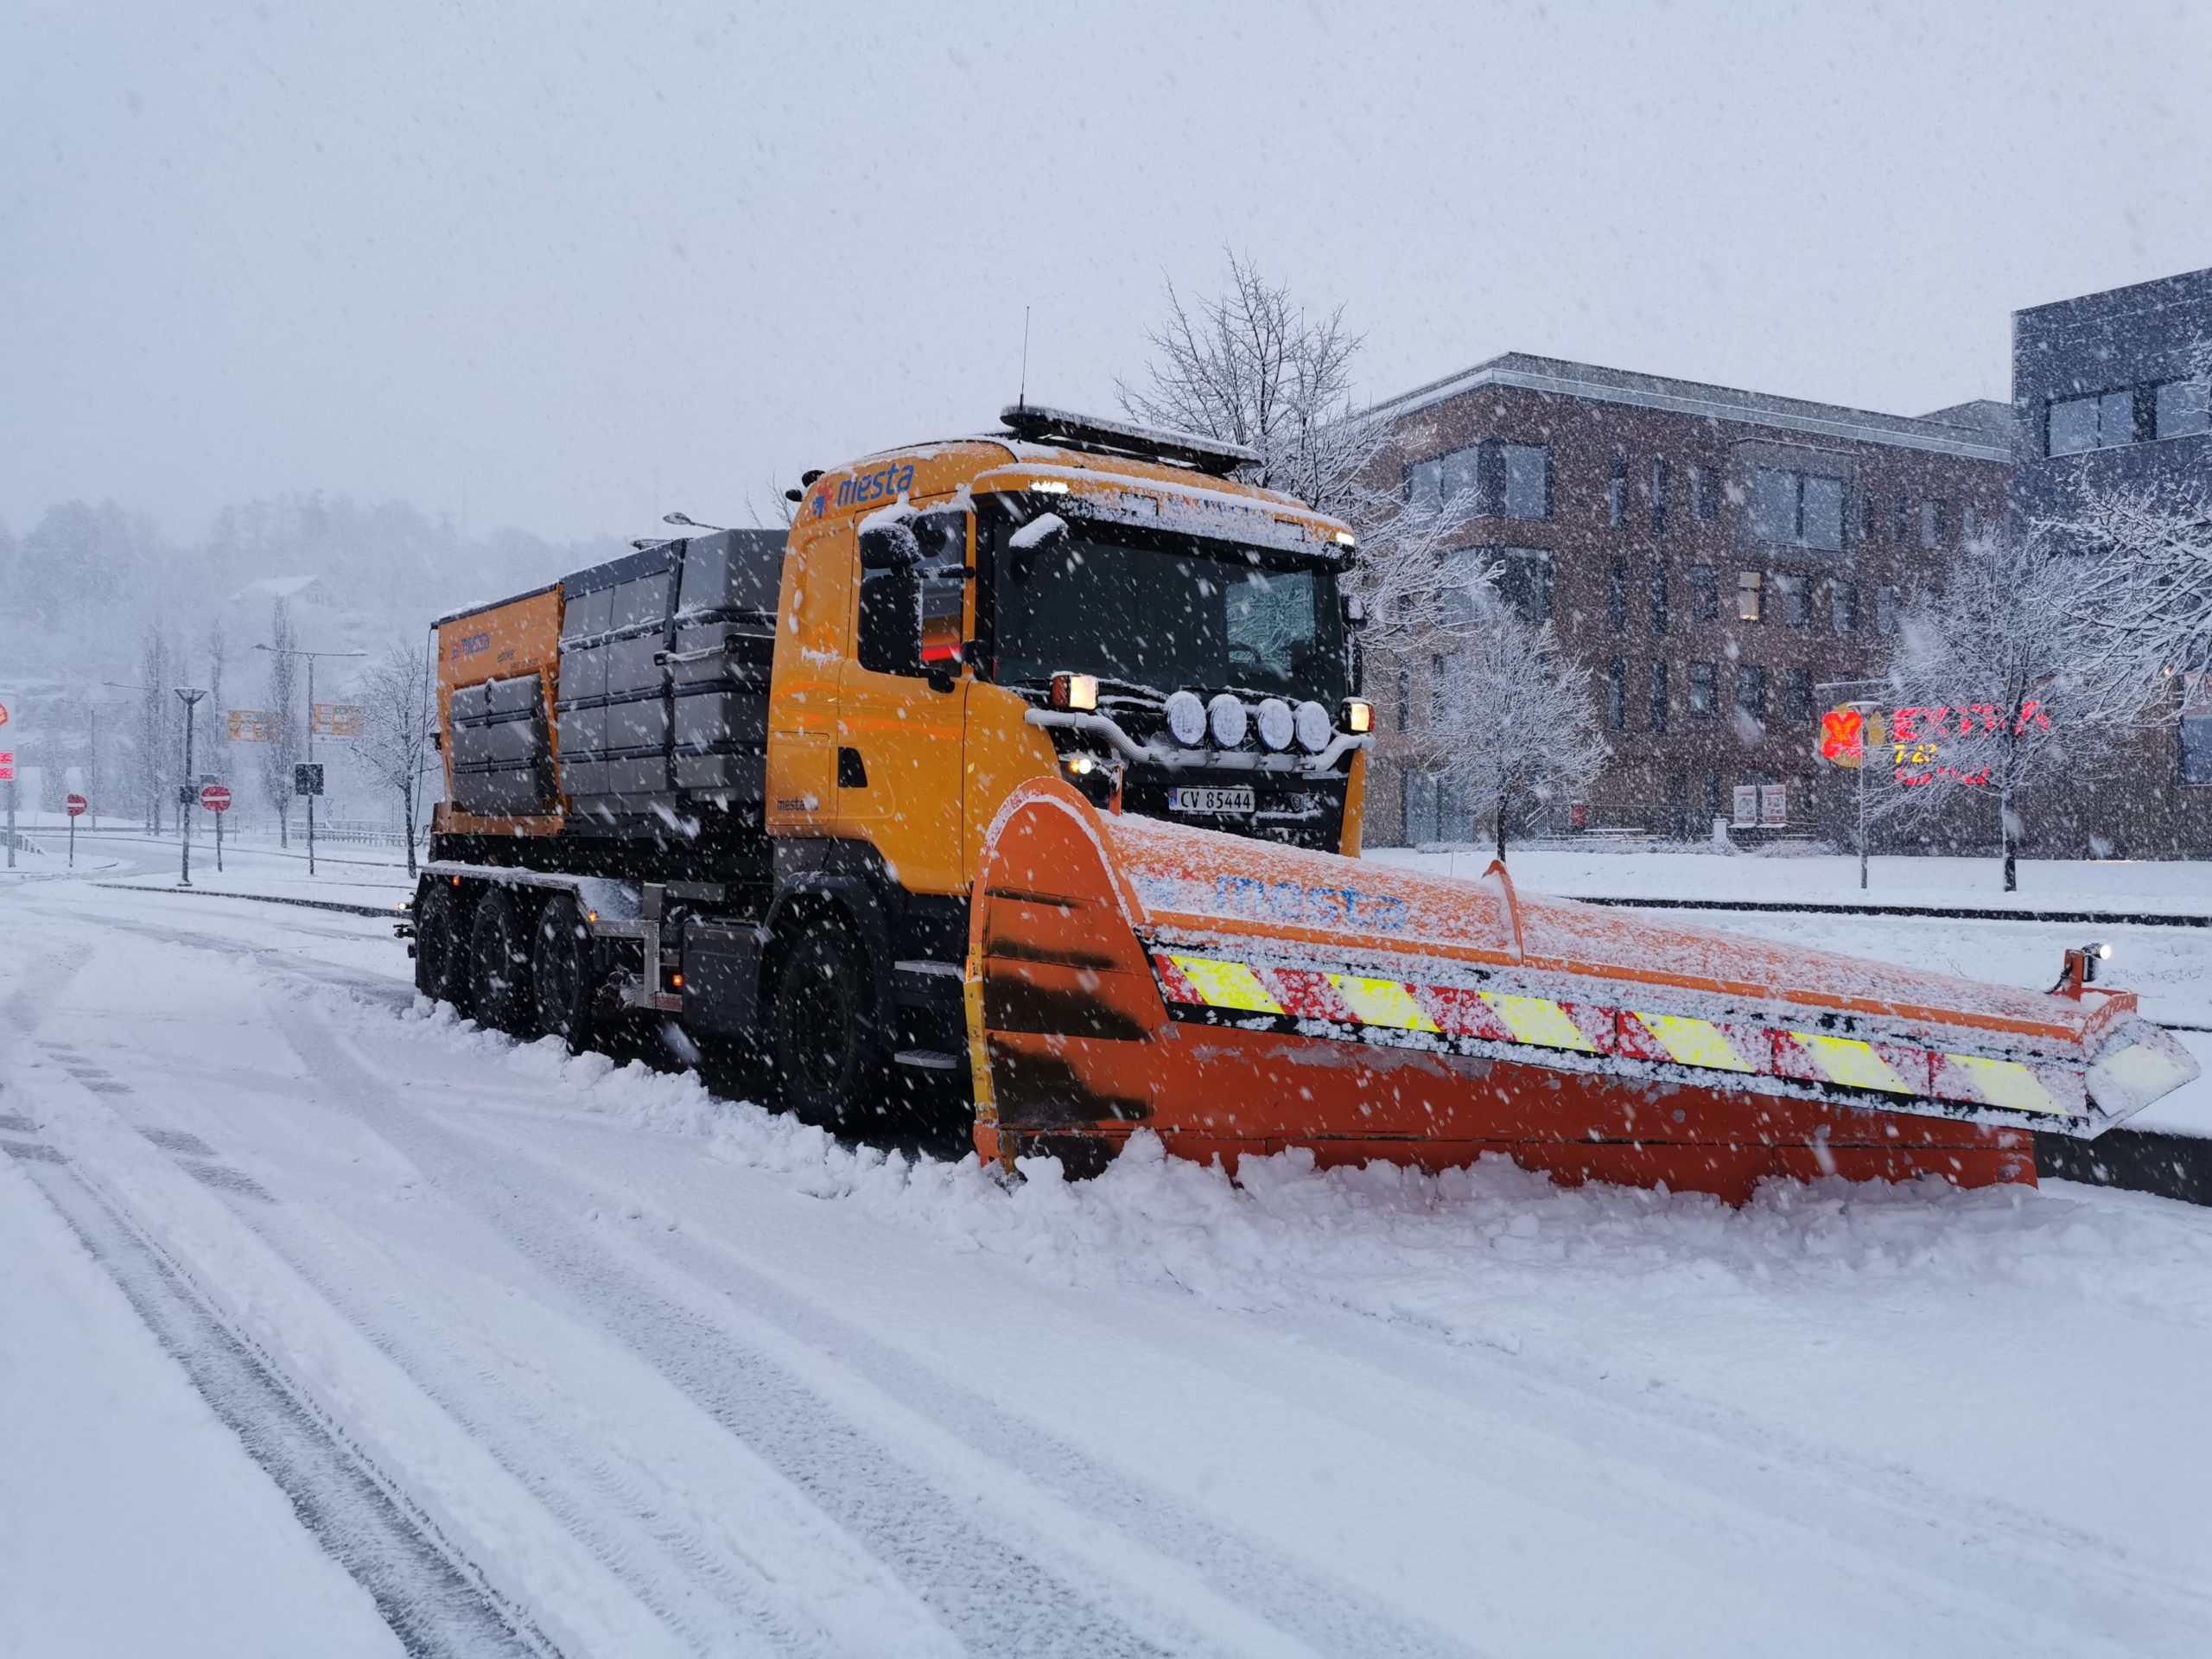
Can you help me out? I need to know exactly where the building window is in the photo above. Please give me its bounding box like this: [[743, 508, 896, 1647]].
[[1751, 468, 1845, 551], [1494, 547, 1553, 624], [1649, 562, 1669, 634], [1606, 658, 1626, 730], [1775, 573, 1809, 627], [1736, 664, 1768, 720], [1891, 493, 1909, 545], [1920, 499, 1944, 550], [1408, 442, 1550, 520], [2156, 378, 2210, 440], [1876, 584, 1902, 636], [2182, 673, 2212, 785], [1856, 489, 1875, 543], [1963, 504, 1986, 543], [1608, 557, 1628, 632], [1691, 466, 1717, 523], [1608, 466, 1628, 530], [1402, 769, 1440, 845], [1690, 563, 1719, 620], [1395, 664, 1412, 731], [1736, 569, 1764, 622], [1689, 661, 1717, 718], [1649, 660, 1669, 734], [1831, 578, 1857, 634], [1783, 666, 1814, 722], [1500, 444, 1549, 520], [1651, 460, 1670, 535], [2047, 389, 2136, 455]]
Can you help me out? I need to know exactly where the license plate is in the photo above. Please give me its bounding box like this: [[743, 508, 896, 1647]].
[[1167, 785, 1255, 815]]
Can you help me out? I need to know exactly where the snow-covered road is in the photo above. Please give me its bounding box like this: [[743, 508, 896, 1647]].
[[5, 855, 2212, 1656]]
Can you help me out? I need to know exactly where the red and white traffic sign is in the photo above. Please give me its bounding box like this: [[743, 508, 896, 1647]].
[[0, 750, 14, 783], [200, 783, 233, 813], [66, 793, 87, 817], [0, 701, 10, 728]]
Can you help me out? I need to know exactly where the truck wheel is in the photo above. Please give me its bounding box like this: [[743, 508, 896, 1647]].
[[531, 892, 593, 1052], [414, 877, 474, 1011], [768, 918, 887, 1128], [468, 887, 536, 1036]]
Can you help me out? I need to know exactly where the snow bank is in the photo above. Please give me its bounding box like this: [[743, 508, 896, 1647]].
[[383, 990, 2212, 1364]]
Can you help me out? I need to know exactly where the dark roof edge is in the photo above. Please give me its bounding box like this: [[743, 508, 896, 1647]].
[[1365, 352, 2010, 462]]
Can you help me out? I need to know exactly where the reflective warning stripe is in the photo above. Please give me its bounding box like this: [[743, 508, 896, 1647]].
[[1166, 955, 1281, 1015], [1327, 974, 1439, 1032], [1936, 1053, 2068, 1116], [1478, 992, 1598, 1052], [1626, 1013, 1757, 1072], [1789, 1033, 1916, 1095], [1146, 946, 2092, 1122]]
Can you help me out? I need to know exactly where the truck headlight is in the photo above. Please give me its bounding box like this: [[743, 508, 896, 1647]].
[[1050, 671, 1098, 712], [1255, 697, 1294, 752], [1165, 690, 1206, 747], [1294, 700, 1332, 753], [1207, 693, 1249, 747], [1340, 697, 1374, 735]]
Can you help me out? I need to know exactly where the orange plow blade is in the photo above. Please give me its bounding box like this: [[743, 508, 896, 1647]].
[[967, 781, 2199, 1203]]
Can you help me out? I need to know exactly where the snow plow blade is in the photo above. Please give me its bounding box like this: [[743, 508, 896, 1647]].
[[968, 781, 2199, 1202]]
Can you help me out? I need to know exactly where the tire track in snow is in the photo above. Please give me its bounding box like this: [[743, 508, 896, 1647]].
[[270, 998, 1216, 1658], [452, 1123, 1480, 1659], [11, 1153, 556, 1659]]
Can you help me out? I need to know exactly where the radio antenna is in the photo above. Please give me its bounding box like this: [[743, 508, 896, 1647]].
[[1019, 306, 1031, 412]]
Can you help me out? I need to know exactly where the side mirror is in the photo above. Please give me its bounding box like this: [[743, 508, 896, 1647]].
[[1341, 593, 1367, 628], [859, 563, 925, 677], [859, 521, 921, 572]]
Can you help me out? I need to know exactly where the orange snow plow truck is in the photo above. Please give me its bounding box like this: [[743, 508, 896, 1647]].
[[410, 406, 2195, 1202]]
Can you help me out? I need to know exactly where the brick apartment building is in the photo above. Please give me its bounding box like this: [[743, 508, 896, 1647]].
[[2007, 267, 2212, 855], [1359, 353, 2010, 847]]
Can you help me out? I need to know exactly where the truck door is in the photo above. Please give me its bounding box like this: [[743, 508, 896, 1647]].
[[836, 506, 971, 894]]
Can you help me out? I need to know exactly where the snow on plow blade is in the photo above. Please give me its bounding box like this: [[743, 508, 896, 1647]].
[[967, 781, 2199, 1203]]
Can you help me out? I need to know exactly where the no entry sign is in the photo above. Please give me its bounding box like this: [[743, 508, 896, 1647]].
[[200, 783, 233, 813], [66, 793, 87, 817]]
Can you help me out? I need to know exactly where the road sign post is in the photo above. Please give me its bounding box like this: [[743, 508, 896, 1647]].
[[295, 762, 325, 876], [66, 792, 86, 867], [1817, 685, 1889, 893], [175, 689, 207, 887], [200, 783, 232, 874]]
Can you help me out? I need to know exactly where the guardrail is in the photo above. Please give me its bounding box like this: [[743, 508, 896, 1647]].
[[1573, 893, 2212, 929]]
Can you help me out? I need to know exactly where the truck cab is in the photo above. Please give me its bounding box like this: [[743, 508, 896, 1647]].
[[417, 407, 1372, 1128]]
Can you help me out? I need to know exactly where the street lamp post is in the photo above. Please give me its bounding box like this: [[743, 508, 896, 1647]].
[[174, 688, 207, 887], [255, 643, 365, 876], [1818, 677, 1887, 893]]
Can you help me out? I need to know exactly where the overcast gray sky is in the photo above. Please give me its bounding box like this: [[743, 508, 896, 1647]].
[[4, 0, 2209, 543]]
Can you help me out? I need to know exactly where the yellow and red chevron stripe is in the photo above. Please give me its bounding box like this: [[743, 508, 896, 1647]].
[[1149, 948, 2087, 1122]]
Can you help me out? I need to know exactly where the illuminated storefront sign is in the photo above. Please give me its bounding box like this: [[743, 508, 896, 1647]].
[[1819, 702, 2055, 789]]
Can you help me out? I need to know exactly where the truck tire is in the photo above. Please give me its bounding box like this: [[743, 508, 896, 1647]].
[[468, 887, 536, 1036], [767, 917, 888, 1128], [414, 877, 474, 1011], [531, 892, 593, 1052]]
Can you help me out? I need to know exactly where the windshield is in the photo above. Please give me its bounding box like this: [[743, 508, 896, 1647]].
[[988, 513, 1347, 703]]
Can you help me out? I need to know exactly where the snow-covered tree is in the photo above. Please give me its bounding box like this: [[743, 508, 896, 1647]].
[[1418, 593, 1608, 863], [1880, 525, 2159, 891], [134, 627, 175, 832], [258, 599, 301, 845], [204, 620, 231, 798], [2058, 480, 2212, 681], [1118, 253, 1477, 655], [356, 640, 437, 874]]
